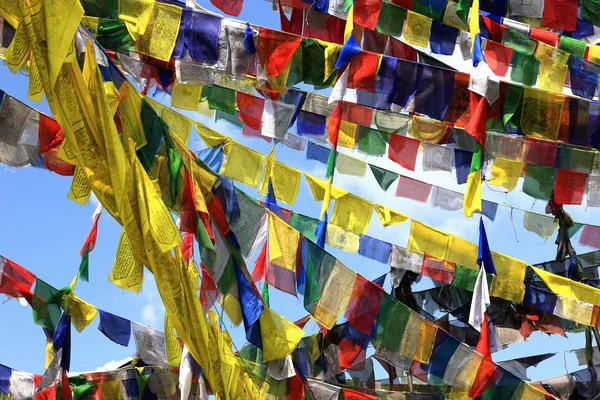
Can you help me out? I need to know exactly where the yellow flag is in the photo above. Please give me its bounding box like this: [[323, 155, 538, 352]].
[[330, 193, 373, 235], [119, 0, 155, 40], [109, 230, 144, 292], [408, 220, 450, 260], [258, 158, 301, 205], [63, 292, 98, 333], [373, 204, 409, 227], [469, 0, 480, 49], [338, 121, 357, 149], [404, 11, 432, 48], [136, 2, 182, 61], [259, 308, 305, 362], [119, 81, 147, 149], [68, 166, 92, 205], [344, 5, 354, 42], [164, 314, 182, 367], [269, 212, 300, 271], [533, 266, 600, 307], [222, 293, 243, 326], [489, 158, 523, 192], [45, 337, 54, 369], [221, 141, 265, 187], [160, 107, 192, 145], [463, 169, 482, 217], [303, 173, 348, 201], [171, 84, 203, 111], [588, 45, 600, 64]]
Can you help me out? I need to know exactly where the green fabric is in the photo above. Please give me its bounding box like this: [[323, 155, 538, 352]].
[[69, 376, 95, 400], [81, 0, 118, 18], [358, 126, 388, 156], [215, 110, 244, 128], [569, 223, 584, 238], [262, 282, 270, 308], [97, 20, 133, 55], [197, 214, 216, 269], [456, 0, 472, 23], [325, 149, 336, 179], [32, 278, 62, 330], [504, 29, 537, 56], [344, 0, 354, 11], [137, 373, 151, 399], [204, 85, 236, 115], [523, 164, 555, 200], [137, 99, 165, 171], [303, 240, 336, 310], [559, 36, 587, 58], [287, 46, 304, 87], [372, 295, 410, 352], [369, 164, 399, 191], [581, 0, 600, 26], [239, 343, 267, 379], [79, 246, 89, 283], [302, 39, 327, 87], [486, 118, 504, 132], [450, 265, 479, 292], [376, 2, 407, 37], [162, 121, 183, 206], [470, 142, 482, 173], [502, 84, 524, 132], [290, 213, 320, 242], [414, 0, 446, 20], [557, 144, 596, 174], [510, 51, 539, 87], [217, 256, 237, 294]]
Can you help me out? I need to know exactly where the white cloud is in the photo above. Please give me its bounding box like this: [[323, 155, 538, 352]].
[[96, 357, 132, 371], [141, 303, 158, 327]]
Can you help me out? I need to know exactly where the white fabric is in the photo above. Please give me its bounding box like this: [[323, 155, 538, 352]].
[[328, 0, 349, 19], [497, 360, 529, 380], [0, 255, 4, 288], [469, 61, 500, 105], [282, 133, 306, 151], [179, 346, 193, 400], [267, 355, 296, 380], [260, 100, 295, 139], [502, 18, 530, 34], [132, 322, 168, 366], [307, 379, 341, 400], [336, 153, 367, 176], [328, 66, 349, 104], [8, 370, 34, 400], [92, 202, 103, 223], [508, 0, 543, 18], [244, 212, 268, 264], [469, 266, 490, 332]]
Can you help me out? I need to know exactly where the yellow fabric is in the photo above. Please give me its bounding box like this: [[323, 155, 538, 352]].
[[318, 40, 342, 82], [82, 16, 100, 36], [556, 296, 594, 325], [63, 292, 98, 333], [521, 89, 565, 140], [145, 96, 160, 112], [491, 252, 527, 283], [313, 262, 356, 329], [532, 266, 600, 306], [588, 45, 600, 64], [338, 120, 357, 149], [535, 42, 570, 94], [489, 276, 526, 303], [407, 220, 449, 260], [463, 170, 482, 217], [118, 0, 155, 40], [222, 293, 243, 326], [325, 223, 360, 252], [109, 229, 144, 292], [399, 313, 422, 360], [269, 212, 300, 272], [303, 173, 348, 201], [443, 1, 468, 30], [100, 381, 122, 400], [171, 84, 203, 111], [265, 55, 295, 93], [68, 166, 92, 205], [523, 212, 558, 239], [164, 313, 182, 367], [409, 116, 448, 144], [136, 2, 182, 61], [452, 352, 481, 391], [119, 82, 147, 149], [160, 107, 192, 145], [0, 0, 22, 28], [404, 11, 432, 48], [469, 0, 480, 49], [221, 141, 264, 187], [259, 307, 305, 362], [330, 193, 373, 235], [45, 337, 54, 370], [373, 204, 409, 227], [258, 158, 301, 205], [195, 122, 230, 150], [489, 157, 524, 191], [515, 382, 547, 400], [447, 235, 478, 269], [345, 4, 354, 42], [414, 319, 437, 364], [321, 176, 333, 219]]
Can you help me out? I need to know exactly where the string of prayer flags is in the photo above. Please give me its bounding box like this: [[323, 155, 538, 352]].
[[78, 204, 102, 282]]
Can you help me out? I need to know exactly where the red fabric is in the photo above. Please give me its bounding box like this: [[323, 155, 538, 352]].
[[580, 225, 600, 249], [210, 0, 243, 16], [444, 73, 471, 126], [266, 263, 297, 296], [354, 0, 383, 30], [390, 0, 413, 8], [530, 27, 559, 46], [207, 196, 230, 235], [525, 138, 558, 167], [79, 216, 100, 256], [348, 51, 379, 91], [468, 356, 499, 398], [38, 115, 64, 155], [237, 92, 264, 130], [341, 102, 374, 127], [538, 312, 567, 337], [293, 314, 311, 329], [256, 27, 302, 77], [386, 37, 418, 61], [553, 169, 587, 205], [466, 92, 488, 147], [180, 170, 198, 235], [328, 102, 343, 148], [278, 0, 304, 35], [487, 82, 507, 120], [61, 370, 72, 400], [543, 0, 577, 31], [251, 241, 268, 282], [241, 125, 273, 142], [388, 134, 420, 171], [410, 360, 429, 382], [303, 14, 345, 45], [287, 374, 304, 400], [484, 41, 512, 77], [519, 318, 536, 339], [395, 175, 433, 202], [344, 275, 383, 335], [280, 0, 311, 7], [342, 389, 378, 400], [363, 29, 388, 54], [593, 306, 600, 327], [200, 263, 219, 313], [476, 314, 491, 358], [180, 232, 194, 264], [421, 254, 455, 283], [0, 259, 35, 302], [339, 340, 366, 369], [42, 148, 75, 176], [481, 16, 505, 42]]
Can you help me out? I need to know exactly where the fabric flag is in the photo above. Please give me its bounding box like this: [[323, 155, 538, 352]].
[[354, 0, 383, 29], [79, 203, 102, 282], [210, 0, 243, 17], [464, 143, 483, 217], [0, 365, 10, 395], [98, 310, 131, 347], [235, 261, 265, 348], [369, 164, 398, 191]]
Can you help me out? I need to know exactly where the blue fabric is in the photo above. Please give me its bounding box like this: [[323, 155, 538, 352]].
[[173, 10, 222, 63], [480, 10, 502, 23], [481, 200, 498, 221], [569, 57, 600, 100], [53, 312, 71, 371], [341, 322, 374, 349], [523, 285, 557, 313], [358, 235, 392, 264], [375, 56, 397, 103], [105, 55, 126, 89], [430, 20, 459, 56], [568, 250, 581, 281], [220, 177, 240, 222], [372, 274, 386, 288], [282, 89, 307, 127], [303, 0, 329, 13], [472, 33, 486, 67], [266, 177, 281, 213], [356, 90, 393, 110], [297, 110, 326, 135], [393, 60, 423, 107], [479, 16, 492, 40], [306, 141, 330, 164], [315, 212, 328, 248], [98, 310, 131, 347], [413, 65, 455, 120], [478, 218, 497, 275], [479, 0, 507, 18], [336, 33, 362, 69], [244, 22, 256, 54], [484, 370, 521, 399], [0, 364, 10, 395], [0, 89, 4, 104], [197, 144, 224, 173], [428, 330, 460, 379], [234, 262, 264, 348], [454, 149, 473, 185], [564, 19, 595, 39]]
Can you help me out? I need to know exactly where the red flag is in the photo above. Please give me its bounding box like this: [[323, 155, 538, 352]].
[[339, 340, 366, 369], [484, 41, 512, 77], [481, 15, 505, 42], [354, 0, 383, 30], [554, 169, 587, 205], [38, 115, 64, 155], [251, 241, 268, 282], [530, 27, 559, 46], [278, 0, 303, 35], [386, 37, 418, 61], [256, 28, 302, 77], [237, 92, 265, 130], [304, 12, 345, 44], [293, 314, 311, 329], [200, 264, 219, 313], [80, 203, 102, 256], [288, 374, 304, 400], [180, 170, 198, 234], [210, 0, 243, 16], [388, 134, 420, 171], [207, 195, 230, 236], [342, 388, 377, 400], [468, 355, 498, 398], [344, 275, 383, 336], [348, 51, 379, 91], [328, 102, 343, 148], [466, 92, 488, 148], [0, 258, 36, 302], [543, 0, 577, 31], [180, 232, 194, 264]]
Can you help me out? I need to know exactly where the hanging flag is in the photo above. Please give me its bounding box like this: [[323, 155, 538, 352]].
[[79, 203, 102, 282], [210, 0, 243, 17], [464, 143, 483, 217]]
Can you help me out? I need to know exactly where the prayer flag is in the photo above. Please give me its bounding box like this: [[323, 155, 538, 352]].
[[464, 143, 483, 217], [79, 203, 102, 282], [98, 310, 131, 347]]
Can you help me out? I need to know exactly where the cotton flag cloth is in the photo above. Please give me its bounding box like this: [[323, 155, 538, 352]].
[[79, 203, 102, 282], [464, 143, 483, 217]]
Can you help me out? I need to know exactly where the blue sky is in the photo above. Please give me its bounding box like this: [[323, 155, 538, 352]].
[[1, 0, 600, 384]]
